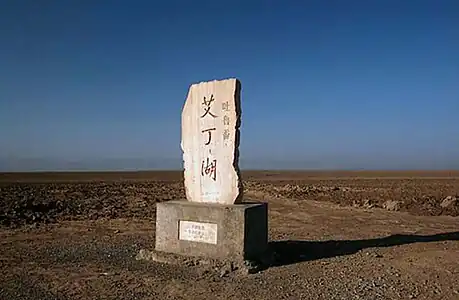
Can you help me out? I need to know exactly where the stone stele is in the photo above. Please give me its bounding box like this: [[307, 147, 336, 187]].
[[181, 78, 242, 204], [154, 78, 268, 262]]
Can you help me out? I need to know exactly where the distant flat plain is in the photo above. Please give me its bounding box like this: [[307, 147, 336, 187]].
[[1, 170, 459, 182]]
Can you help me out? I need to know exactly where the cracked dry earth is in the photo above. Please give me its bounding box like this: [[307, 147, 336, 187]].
[[0, 171, 458, 300]]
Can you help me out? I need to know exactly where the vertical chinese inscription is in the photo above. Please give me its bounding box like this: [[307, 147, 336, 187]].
[[181, 78, 242, 204], [222, 103, 230, 144], [200, 94, 218, 181]]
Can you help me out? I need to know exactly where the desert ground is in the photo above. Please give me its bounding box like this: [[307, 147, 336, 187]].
[[0, 170, 458, 300]]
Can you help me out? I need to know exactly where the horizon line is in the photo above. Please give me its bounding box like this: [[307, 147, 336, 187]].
[[2, 169, 459, 173]]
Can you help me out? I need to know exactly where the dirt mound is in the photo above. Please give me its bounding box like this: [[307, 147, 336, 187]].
[[245, 180, 459, 217]]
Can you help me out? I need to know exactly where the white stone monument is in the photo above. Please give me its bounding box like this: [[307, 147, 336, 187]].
[[155, 78, 267, 262], [181, 78, 242, 204]]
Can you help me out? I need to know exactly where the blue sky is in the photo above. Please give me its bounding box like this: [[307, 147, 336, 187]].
[[0, 0, 458, 171]]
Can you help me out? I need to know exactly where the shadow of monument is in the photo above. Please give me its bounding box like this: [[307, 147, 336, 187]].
[[267, 231, 459, 268]]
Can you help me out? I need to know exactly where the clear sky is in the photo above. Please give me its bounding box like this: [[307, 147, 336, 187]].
[[1, 0, 458, 171]]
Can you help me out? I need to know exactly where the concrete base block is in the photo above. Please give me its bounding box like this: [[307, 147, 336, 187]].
[[155, 200, 268, 261]]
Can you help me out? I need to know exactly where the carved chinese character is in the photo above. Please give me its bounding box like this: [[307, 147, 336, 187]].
[[201, 127, 216, 145], [222, 101, 230, 112], [201, 95, 217, 118], [201, 157, 217, 181], [223, 115, 230, 126], [223, 129, 230, 140]]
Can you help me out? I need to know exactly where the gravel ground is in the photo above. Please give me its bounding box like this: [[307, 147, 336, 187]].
[[0, 171, 458, 299]]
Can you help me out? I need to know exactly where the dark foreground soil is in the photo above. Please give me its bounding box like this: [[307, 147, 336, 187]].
[[0, 171, 458, 299]]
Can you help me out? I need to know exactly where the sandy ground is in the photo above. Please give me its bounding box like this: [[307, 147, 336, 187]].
[[0, 171, 458, 300]]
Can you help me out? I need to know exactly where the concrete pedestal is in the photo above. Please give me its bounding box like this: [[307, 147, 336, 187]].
[[155, 200, 268, 261]]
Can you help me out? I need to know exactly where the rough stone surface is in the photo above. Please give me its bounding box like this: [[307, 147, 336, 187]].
[[181, 78, 243, 204], [440, 196, 458, 208], [383, 200, 402, 211], [155, 200, 268, 261]]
